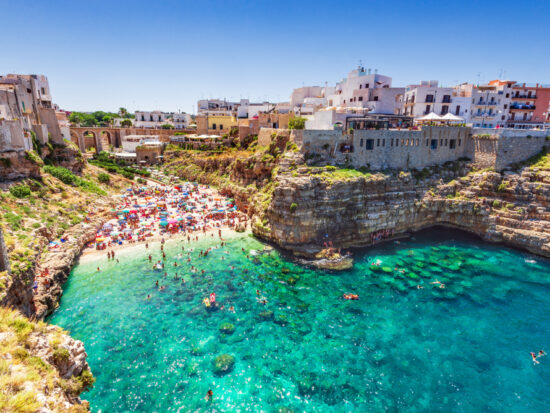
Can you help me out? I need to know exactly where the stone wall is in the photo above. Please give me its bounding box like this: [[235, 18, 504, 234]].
[[494, 131, 546, 170], [258, 128, 291, 147], [293, 126, 547, 172], [0, 226, 9, 274]]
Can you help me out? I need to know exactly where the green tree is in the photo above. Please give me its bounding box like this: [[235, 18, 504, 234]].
[[120, 119, 132, 127], [288, 117, 306, 130]]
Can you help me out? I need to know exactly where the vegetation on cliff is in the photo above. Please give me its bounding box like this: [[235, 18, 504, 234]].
[[0, 308, 93, 412], [0, 163, 129, 286]]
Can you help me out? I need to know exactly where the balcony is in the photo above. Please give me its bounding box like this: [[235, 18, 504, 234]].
[[473, 112, 496, 118], [476, 101, 497, 106], [512, 95, 536, 100], [510, 104, 536, 110]]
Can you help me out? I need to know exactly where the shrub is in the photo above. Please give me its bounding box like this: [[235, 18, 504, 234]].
[[43, 165, 77, 185], [24, 150, 44, 166], [9, 185, 31, 198], [5, 212, 22, 230], [53, 347, 70, 364], [288, 117, 306, 130], [97, 173, 110, 183], [137, 177, 146, 184], [122, 170, 134, 180], [290, 202, 298, 213]]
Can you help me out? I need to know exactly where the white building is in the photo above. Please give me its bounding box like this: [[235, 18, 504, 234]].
[[457, 81, 513, 128], [134, 111, 191, 129], [172, 112, 192, 129], [401, 81, 457, 118], [121, 135, 161, 153], [134, 111, 169, 128]]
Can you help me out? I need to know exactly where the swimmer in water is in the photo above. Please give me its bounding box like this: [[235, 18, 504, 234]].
[[146, 294, 151, 300], [97, 267, 100, 272], [417, 285, 424, 289], [538, 350, 546, 357], [155, 280, 159, 287], [205, 389, 213, 401], [531, 352, 540, 364]]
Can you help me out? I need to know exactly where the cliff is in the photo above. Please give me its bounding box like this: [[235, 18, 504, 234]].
[[257, 152, 550, 259], [0, 308, 93, 412]]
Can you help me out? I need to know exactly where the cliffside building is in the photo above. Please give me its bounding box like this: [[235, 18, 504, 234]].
[[0, 74, 65, 152]]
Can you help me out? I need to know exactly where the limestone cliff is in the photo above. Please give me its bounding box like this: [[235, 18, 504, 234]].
[[256, 155, 550, 259], [0, 308, 93, 412]]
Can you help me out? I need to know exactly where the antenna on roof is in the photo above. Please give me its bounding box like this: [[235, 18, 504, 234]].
[[374, 69, 378, 74], [368, 68, 371, 74]]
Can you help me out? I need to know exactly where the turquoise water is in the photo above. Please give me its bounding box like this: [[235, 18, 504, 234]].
[[49, 229, 550, 412]]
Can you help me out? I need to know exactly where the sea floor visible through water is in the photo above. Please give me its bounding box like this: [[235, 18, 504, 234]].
[[49, 228, 550, 412]]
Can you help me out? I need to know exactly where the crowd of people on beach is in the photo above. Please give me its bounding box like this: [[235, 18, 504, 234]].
[[92, 182, 247, 252]]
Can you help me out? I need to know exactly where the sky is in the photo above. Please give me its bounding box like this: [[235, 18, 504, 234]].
[[1, 0, 549, 114]]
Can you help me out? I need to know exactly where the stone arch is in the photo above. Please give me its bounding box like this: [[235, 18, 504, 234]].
[[82, 131, 98, 153], [100, 130, 112, 151], [70, 130, 82, 150]]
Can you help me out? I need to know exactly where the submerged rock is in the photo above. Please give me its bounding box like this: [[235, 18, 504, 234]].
[[219, 322, 235, 335], [213, 354, 235, 375]]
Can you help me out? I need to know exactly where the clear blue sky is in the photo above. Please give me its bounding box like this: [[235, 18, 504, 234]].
[[2, 0, 548, 114]]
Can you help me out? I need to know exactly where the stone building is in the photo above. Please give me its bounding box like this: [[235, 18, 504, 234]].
[[0, 74, 65, 150], [285, 126, 547, 172]]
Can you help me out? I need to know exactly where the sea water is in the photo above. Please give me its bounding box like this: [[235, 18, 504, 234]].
[[49, 229, 550, 412]]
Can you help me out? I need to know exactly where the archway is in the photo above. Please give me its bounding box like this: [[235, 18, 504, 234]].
[[82, 131, 98, 153], [100, 130, 112, 151], [70, 131, 80, 147]]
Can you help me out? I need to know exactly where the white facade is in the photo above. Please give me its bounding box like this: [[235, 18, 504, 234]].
[[172, 112, 192, 129], [135, 111, 169, 128], [459, 82, 513, 128], [121, 135, 160, 153], [401, 81, 457, 118], [134, 111, 191, 129]]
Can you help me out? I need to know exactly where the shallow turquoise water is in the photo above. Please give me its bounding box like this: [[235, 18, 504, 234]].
[[49, 229, 550, 412]]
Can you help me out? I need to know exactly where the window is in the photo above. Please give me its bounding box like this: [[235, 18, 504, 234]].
[[449, 139, 456, 149], [458, 139, 461, 146], [401, 139, 404, 146], [141, 115, 145, 121], [442, 95, 451, 103], [150, 115, 153, 121], [366, 139, 374, 150], [382, 139, 385, 147], [416, 139, 419, 146], [504, 104, 507, 109], [501, 116, 505, 120], [374, 96, 379, 101], [391, 139, 394, 147], [359, 84, 362, 89], [441, 105, 449, 115], [426, 94, 434, 103], [505, 93, 510, 98], [360, 138, 364, 147], [212, 124, 217, 130], [455, 105, 461, 115], [27, 88, 31, 93], [41, 87, 46, 94], [425, 105, 431, 113], [445, 139, 448, 146], [396, 139, 399, 147], [377, 138, 380, 147], [358, 96, 363, 101], [430, 139, 437, 150], [426, 139, 429, 146], [366, 83, 369, 88]]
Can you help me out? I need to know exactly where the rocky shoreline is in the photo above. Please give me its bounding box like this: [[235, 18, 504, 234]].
[[254, 158, 550, 263]]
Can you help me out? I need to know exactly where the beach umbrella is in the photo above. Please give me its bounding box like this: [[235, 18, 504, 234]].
[[110, 231, 119, 236], [122, 209, 130, 213], [159, 221, 168, 226], [177, 217, 184, 221], [96, 237, 105, 242], [168, 219, 178, 224]]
